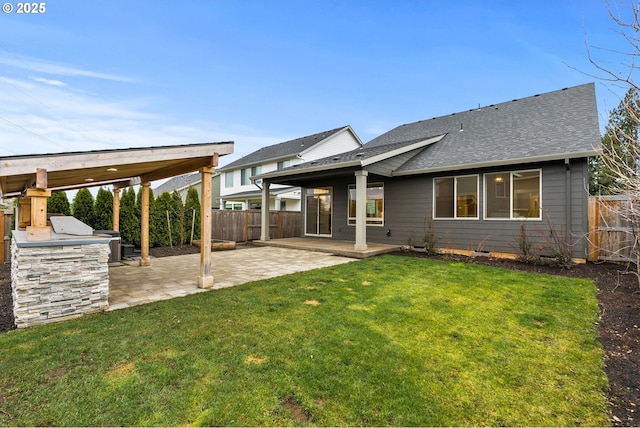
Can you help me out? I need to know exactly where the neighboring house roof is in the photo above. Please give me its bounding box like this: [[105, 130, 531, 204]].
[[154, 172, 201, 194], [222, 186, 299, 200], [218, 125, 360, 171], [258, 135, 445, 180], [257, 83, 600, 182]]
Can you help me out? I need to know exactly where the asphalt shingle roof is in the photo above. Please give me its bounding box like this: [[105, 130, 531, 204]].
[[154, 172, 201, 194], [369, 83, 600, 173], [218, 126, 351, 171], [260, 83, 600, 182]]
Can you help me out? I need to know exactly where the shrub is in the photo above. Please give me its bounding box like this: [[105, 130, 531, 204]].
[[515, 221, 538, 263], [422, 219, 440, 255], [151, 191, 183, 247], [119, 187, 138, 245], [72, 188, 94, 227], [48, 191, 71, 215], [183, 186, 201, 243], [171, 191, 185, 246], [93, 188, 113, 230], [538, 215, 574, 269]]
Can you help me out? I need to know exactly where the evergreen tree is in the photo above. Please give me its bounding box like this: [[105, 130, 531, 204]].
[[171, 190, 185, 245], [151, 191, 183, 247], [119, 187, 138, 245], [72, 188, 95, 227], [48, 191, 71, 215], [590, 87, 640, 195], [183, 186, 201, 243], [93, 187, 114, 230], [151, 192, 169, 247]]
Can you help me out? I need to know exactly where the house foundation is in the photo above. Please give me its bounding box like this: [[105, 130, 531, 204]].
[[11, 231, 111, 328]]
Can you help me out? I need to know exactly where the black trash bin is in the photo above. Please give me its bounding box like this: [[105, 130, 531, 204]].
[[93, 230, 121, 263]]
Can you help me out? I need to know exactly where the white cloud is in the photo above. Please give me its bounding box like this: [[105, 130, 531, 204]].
[[29, 76, 67, 87], [0, 54, 136, 83], [0, 72, 279, 162]]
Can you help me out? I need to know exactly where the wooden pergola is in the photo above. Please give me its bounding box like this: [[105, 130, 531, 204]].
[[0, 142, 234, 288]]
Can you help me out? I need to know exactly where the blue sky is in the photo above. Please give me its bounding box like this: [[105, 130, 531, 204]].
[[0, 0, 634, 168]]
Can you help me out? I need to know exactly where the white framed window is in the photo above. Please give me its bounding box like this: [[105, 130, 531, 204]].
[[241, 168, 250, 185], [433, 175, 479, 219], [484, 169, 542, 220], [241, 166, 262, 186], [225, 202, 243, 210], [225, 171, 234, 188], [348, 182, 384, 226], [277, 160, 290, 171]]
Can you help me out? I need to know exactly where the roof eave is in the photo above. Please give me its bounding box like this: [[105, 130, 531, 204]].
[[256, 160, 362, 181], [218, 153, 301, 172], [392, 150, 598, 176]]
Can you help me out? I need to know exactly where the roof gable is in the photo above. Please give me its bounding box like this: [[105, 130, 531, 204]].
[[257, 135, 444, 180], [219, 125, 357, 171]]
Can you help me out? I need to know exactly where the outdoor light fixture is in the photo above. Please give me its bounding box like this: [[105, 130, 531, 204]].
[[495, 176, 503, 183], [106, 167, 118, 172], [84, 178, 94, 182]]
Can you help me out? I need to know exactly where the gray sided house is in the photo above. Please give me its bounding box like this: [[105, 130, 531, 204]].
[[256, 83, 600, 260]]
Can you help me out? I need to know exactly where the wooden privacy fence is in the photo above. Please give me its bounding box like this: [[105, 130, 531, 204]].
[[1, 210, 12, 264], [588, 196, 638, 262], [211, 209, 301, 242]]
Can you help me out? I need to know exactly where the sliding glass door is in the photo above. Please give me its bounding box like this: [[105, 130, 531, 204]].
[[305, 187, 332, 236]]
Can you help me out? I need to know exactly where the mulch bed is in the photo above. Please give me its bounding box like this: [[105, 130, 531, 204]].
[[0, 246, 638, 425]]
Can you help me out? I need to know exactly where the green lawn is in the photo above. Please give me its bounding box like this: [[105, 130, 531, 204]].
[[0, 255, 608, 426]]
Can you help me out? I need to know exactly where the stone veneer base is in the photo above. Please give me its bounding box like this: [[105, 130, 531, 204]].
[[11, 231, 111, 328]]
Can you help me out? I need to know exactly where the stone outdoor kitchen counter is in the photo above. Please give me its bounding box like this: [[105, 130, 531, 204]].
[[11, 230, 111, 328]]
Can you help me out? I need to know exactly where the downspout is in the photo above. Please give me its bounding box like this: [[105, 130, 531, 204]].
[[565, 158, 572, 248]]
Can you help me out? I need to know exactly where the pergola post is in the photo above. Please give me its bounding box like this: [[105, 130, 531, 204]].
[[25, 188, 52, 241], [198, 166, 214, 289], [260, 181, 270, 241], [354, 170, 368, 251], [25, 168, 51, 242], [112, 188, 120, 232], [139, 181, 151, 266]]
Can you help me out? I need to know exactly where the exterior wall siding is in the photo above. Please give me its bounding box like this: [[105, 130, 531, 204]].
[[221, 157, 300, 198], [302, 129, 361, 161], [302, 159, 590, 259]]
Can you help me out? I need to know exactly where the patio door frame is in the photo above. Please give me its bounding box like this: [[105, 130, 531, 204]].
[[305, 187, 332, 237]]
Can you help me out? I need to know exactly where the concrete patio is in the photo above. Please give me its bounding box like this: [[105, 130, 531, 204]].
[[108, 246, 356, 311], [253, 237, 401, 258]]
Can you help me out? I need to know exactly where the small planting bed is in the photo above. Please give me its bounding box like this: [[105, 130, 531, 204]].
[[192, 239, 236, 251]]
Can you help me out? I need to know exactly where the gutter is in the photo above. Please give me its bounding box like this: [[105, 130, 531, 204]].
[[392, 150, 598, 176], [256, 160, 362, 181]]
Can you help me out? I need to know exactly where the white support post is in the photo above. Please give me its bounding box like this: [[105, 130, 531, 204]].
[[260, 181, 270, 241], [354, 170, 368, 251]]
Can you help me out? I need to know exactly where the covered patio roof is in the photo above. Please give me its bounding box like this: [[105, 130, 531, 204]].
[[2, 141, 234, 291], [0, 142, 233, 197]]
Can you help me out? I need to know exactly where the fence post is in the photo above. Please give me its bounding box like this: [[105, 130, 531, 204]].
[[587, 197, 599, 262], [0, 211, 4, 264], [277, 211, 281, 239]]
